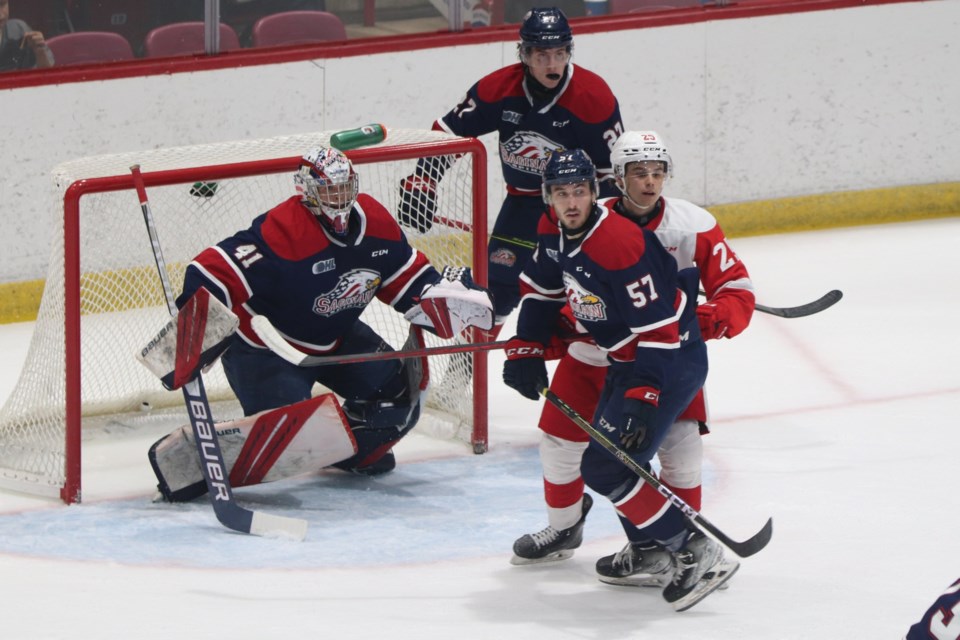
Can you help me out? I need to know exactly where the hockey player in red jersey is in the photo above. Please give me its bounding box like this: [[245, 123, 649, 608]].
[[397, 7, 624, 321], [508, 133, 755, 580], [503, 149, 738, 611], [146, 147, 493, 501]]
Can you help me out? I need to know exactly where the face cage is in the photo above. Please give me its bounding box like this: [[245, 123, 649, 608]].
[[303, 175, 359, 235]]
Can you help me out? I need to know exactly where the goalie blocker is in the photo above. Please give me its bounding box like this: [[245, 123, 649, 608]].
[[136, 286, 239, 391]]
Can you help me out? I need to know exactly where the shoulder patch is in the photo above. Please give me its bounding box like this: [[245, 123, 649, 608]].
[[537, 211, 561, 235], [582, 214, 646, 271], [260, 196, 329, 261], [476, 64, 526, 103], [357, 194, 403, 242], [557, 65, 618, 124], [662, 197, 718, 234]]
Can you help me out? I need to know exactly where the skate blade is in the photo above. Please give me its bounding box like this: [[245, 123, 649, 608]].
[[668, 560, 740, 612], [598, 574, 670, 588], [509, 549, 575, 566]]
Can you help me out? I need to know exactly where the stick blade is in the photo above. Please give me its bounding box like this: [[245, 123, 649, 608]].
[[757, 290, 843, 318], [250, 315, 307, 366], [715, 517, 773, 558], [247, 512, 309, 541]]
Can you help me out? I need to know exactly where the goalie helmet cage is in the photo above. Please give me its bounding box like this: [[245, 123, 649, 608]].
[[0, 129, 488, 504]]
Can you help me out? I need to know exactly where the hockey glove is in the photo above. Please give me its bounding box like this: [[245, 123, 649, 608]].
[[502, 337, 549, 401], [398, 174, 438, 233], [696, 302, 731, 340], [618, 387, 660, 453]]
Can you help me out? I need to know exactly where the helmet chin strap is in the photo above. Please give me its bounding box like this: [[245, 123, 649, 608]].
[[617, 179, 658, 219]]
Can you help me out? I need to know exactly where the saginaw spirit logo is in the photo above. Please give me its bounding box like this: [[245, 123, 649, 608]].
[[500, 131, 560, 176], [314, 268, 381, 316], [563, 273, 607, 322]]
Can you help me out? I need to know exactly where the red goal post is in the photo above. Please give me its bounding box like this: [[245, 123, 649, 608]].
[[0, 129, 488, 504]]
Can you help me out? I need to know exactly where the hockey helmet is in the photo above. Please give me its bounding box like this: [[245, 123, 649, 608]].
[[519, 7, 573, 50], [295, 147, 359, 235], [611, 131, 674, 180], [542, 148, 598, 204]]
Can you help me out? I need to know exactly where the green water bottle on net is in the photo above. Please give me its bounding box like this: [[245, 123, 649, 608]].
[[330, 124, 388, 151]]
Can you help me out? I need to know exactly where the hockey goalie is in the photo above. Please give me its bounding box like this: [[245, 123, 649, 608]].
[[139, 146, 494, 501]]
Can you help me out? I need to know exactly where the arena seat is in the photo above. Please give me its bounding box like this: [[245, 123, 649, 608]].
[[608, 0, 702, 12], [142, 22, 241, 58], [251, 11, 347, 47], [46, 31, 135, 66]]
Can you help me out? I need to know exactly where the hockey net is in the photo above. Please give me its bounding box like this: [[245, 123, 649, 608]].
[[0, 128, 488, 503]]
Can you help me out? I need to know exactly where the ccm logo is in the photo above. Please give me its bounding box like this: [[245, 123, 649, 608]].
[[506, 346, 544, 357], [371, 249, 389, 257]]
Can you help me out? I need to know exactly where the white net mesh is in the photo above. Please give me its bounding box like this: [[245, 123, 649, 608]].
[[0, 128, 486, 501]]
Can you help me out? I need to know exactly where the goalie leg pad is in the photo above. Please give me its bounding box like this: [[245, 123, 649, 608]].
[[149, 393, 358, 502]]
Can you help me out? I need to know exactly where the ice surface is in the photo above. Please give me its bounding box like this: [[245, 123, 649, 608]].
[[0, 219, 958, 639]]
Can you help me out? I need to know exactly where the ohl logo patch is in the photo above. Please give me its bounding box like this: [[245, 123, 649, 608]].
[[490, 247, 516, 266], [500, 131, 560, 176], [314, 268, 381, 316], [563, 272, 607, 322]]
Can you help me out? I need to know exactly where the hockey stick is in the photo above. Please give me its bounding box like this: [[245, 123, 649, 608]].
[[701, 289, 843, 318], [131, 164, 308, 541], [755, 289, 843, 318], [540, 387, 772, 558], [251, 314, 507, 367]]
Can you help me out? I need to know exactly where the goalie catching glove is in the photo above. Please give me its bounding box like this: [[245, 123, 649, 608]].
[[404, 266, 494, 339]]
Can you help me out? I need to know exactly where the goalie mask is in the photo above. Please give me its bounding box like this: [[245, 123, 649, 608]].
[[295, 147, 359, 236], [611, 131, 674, 182]]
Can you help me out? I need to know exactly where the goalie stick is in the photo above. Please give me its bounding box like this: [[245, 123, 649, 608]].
[[251, 314, 507, 367], [540, 387, 773, 558], [131, 164, 308, 541]]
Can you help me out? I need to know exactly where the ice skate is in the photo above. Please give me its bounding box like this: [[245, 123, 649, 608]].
[[595, 540, 675, 587], [511, 493, 593, 565], [332, 450, 396, 476], [662, 530, 739, 612]]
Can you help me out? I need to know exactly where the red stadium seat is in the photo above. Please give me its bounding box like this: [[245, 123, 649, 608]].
[[143, 22, 241, 58], [46, 31, 135, 66], [251, 11, 347, 47], [608, 0, 702, 12]]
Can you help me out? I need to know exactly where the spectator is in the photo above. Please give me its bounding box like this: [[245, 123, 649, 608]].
[[0, 0, 55, 72]]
